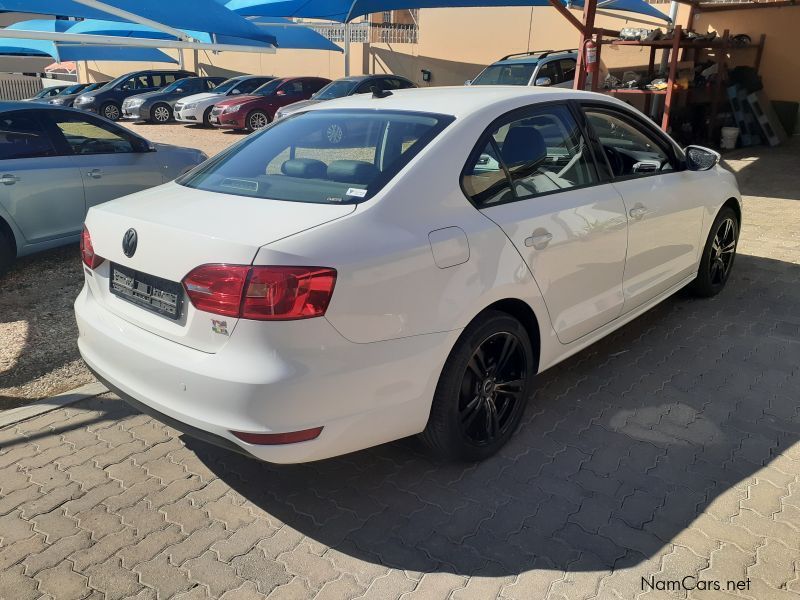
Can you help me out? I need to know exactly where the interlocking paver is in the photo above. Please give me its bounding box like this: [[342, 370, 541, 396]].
[[1, 142, 799, 599]]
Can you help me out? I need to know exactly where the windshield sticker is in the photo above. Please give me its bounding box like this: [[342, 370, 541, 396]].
[[346, 188, 368, 198]]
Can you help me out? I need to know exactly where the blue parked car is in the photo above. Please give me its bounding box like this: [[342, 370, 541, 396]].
[[0, 103, 207, 273]]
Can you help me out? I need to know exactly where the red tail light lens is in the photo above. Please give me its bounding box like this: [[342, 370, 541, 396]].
[[231, 427, 323, 445], [182, 265, 336, 321], [80, 226, 104, 269]]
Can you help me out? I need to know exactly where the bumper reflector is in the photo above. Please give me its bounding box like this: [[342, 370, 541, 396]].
[[231, 427, 323, 445]]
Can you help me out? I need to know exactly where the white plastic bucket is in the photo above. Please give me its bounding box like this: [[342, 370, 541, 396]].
[[720, 127, 740, 150]]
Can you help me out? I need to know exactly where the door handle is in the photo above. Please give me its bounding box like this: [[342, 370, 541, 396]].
[[629, 205, 647, 220], [524, 231, 553, 249], [87, 169, 103, 179], [0, 174, 19, 185]]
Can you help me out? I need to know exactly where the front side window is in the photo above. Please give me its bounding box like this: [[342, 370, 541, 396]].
[[178, 109, 453, 204], [471, 63, 535, 86], [50, 114, 137, 155], [0, 111, 57, 160], [463, 104, 597, 207], [535, 61, 558, 84], [559, 59, 577, 83], [584, 109, 674, 178], [280, 81, 304, 95]]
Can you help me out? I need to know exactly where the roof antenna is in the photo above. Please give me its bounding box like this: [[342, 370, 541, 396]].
[[370, 85, 392, 99]]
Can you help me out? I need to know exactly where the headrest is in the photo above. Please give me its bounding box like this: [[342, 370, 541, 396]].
[[501, 126, 546, 168], [326, 160, 379, 184], [281, 158, 327, 179]]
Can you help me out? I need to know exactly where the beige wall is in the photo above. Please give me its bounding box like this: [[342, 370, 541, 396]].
[[694, 6, 800, 103]]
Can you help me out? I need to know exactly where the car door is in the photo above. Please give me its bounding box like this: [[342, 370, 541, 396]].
[[464, 103, 629, 344], [43, 111, 164, 210], [302, 78, 328, 97], [276, 80, 305, 108], [0, 110, 85, 245], [582, 104, 706, 312]]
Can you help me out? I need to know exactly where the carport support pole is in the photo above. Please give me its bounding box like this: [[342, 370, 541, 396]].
[[574, 0, 596, 91], [344, 22, 351, 76]]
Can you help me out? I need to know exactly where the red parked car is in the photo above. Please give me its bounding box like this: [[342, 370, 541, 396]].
[[210, 76, 331, 132]]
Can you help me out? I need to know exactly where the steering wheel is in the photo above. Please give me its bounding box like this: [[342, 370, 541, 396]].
[[603, 146, 625, 177]]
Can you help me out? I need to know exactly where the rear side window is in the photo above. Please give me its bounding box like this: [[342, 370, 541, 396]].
[[178, 109, 453, 204], [463, 104, 597, 207], [0, 111, 56, 159]]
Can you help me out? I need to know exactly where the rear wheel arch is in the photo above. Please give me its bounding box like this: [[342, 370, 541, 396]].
[[478, 298, 542, 374]]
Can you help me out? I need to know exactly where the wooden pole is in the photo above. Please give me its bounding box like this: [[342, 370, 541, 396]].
[[661, 24, 682, 131], [574, 0, 596, 90]]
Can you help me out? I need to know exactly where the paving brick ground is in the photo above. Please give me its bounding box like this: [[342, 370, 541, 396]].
[[0, 141, 798, 599]]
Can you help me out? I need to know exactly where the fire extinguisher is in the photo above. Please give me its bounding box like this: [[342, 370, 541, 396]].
[[584, 39, 598, 74]]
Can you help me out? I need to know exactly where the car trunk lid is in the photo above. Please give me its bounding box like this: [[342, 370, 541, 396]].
[[83, 181, 355, 352]]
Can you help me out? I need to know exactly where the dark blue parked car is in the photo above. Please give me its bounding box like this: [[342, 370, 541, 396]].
[[73, 69, 195, 121]]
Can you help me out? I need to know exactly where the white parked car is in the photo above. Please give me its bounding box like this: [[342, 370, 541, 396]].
[[76, 87, 741, 464], [174, 75, 274, 127]]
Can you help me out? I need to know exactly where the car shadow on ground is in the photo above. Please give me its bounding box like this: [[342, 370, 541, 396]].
[[180, 252, 799, 577], [0, 244, 87, 408]]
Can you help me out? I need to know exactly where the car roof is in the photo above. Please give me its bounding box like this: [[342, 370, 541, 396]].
[[334, 74, 412, 83], [493, 50, 577, 66], [301, 85, 614, 119]]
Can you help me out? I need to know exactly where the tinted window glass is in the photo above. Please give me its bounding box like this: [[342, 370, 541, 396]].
[[463, 105, 596, 206], [253, 80, 283, 96], [51, 115, 136, 155], [536, 61, 558, 84], [316, 80, 358, 99], [281, 81, 304, 94], [178, 110, 453, 204], [0, 112, 56, 159], [559, 59, 577, 83], [471, 63, 535, 86], [235, 78, 269, 94], [153, 74, 177, 88], [585, 110, 674, 178]]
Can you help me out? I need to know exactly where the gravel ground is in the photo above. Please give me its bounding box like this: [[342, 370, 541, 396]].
[[0, 122, 239, 409]]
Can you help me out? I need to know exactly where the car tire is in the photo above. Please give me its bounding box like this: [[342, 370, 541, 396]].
[[202, 107, 214, 127], [689, 206, 739, 298], [101, 102, 120, 121], [420, 310, 535, 462], [246, 110, 269, 132], [0, 227, 15, 276], [152, 103, 172, 123]]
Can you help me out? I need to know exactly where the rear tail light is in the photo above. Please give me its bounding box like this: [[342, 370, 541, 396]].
[[80, 226, 104, 269], [231, 427, 323, 445], [182, 264, 336, 321]]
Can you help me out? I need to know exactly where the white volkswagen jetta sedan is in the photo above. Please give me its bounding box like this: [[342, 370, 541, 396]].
[[76, 86, 741, 463]]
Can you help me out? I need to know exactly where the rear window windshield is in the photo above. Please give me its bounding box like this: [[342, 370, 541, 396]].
[[315, 79, 358, 100], [178, 109, 453, 204], [472, 63, 536, 86]]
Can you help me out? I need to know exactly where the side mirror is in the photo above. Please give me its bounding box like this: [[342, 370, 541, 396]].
[[175, 88, 184, 93], [231, 88, 241, 94], [534, 77, 552, 87], [685, 145, 720, 171], [276, 89, 286, 96], [465, 80, 472, 86]]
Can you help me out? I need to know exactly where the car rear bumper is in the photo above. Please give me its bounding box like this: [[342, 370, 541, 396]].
[[75, 284, 453, 463]]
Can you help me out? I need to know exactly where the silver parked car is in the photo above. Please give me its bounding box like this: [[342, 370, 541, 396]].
[[0, 103, 207, 273]]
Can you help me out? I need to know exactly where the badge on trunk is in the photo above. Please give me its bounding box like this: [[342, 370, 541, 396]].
[[122, 228, 138, 258]]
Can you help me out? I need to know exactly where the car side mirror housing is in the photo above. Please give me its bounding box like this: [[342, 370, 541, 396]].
[[175, 88, 184, 93], [534, 77, 552, 87], [685, 145, 720, 171], [231, 89, 240, 94], [465, 80, 472, 86], [276, 89, 286, 96]]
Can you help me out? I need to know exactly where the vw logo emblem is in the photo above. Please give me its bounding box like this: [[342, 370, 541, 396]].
[[122, 228, 138, 258]]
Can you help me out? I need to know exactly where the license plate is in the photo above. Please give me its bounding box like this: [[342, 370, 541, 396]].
[[210, 116, 219, 123], [110, 264, 184, 320]]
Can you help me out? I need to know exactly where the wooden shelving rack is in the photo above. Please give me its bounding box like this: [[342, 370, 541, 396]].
[[597, 25, 766, 139]]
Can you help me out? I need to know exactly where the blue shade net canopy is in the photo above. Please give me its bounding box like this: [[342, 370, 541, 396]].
[[0, 0, 276, 43], [225, 0, 669, 23], [65, 17, 341, 51], [0, 20, 177, 62]]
